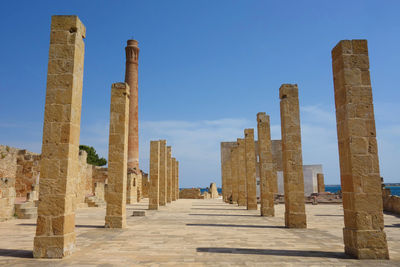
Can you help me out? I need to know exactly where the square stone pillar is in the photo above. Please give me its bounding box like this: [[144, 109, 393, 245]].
[[158, 140, 167, 206], [33, 15, 86, 259], [221, 142, 236, 202], [177, 161, 180, 199], [105, 82, 130, 229], [279, 84, 307, 228], [317, 173, 325, 193], [171, 157, 177, 201], [244, 129, 257, 210], [230, 145, 239, 204], [149, 141, 160, 210], [237, 138, 247, 206], [257, 112, 276, 217], [332, 40, 389, 259], [167, 146, 172, 203]]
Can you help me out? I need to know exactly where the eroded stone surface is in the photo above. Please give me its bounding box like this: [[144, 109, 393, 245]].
[[279, 84, 307, 228], [236, 138, 247, 207], [230, 145, 239, 204], [33, 15, 86, 259], [244, 129, 257, 210], [159, 140, 167, 206], [167, 146, 172, 203], [104, 83, 130, 229], [148, 141, 160, 210], [317, 173, 325, 193], [332, 39, 389, 259]]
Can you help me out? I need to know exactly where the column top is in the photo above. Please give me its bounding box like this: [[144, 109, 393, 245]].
[[127, 39, 139, 46], [279, 84, 298, 99]]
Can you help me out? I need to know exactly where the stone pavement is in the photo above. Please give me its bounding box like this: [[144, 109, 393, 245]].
[[0, 198, 399, 266]]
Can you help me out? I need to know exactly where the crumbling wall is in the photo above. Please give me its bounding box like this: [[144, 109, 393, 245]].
[[179, 188, 203, 199], [142, 172, 149, 198], [75, 151, 94, 206], [92, 166, 108, 194], [0, 177, 16, 221], [383, 188, 400, 215]]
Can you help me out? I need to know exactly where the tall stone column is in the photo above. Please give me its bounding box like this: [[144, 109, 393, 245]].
[[279, 84, 306, 228], [317, 173, 325, 193], [167, 146, 172, 203], [149, 141, 160, 210], [237, 138, 247, 206], [33, 15, 85, 258], [125, 40, 140, 172], [159, 140, 167, 206], [257, 112, 276, 217], [244, 129, 257, 210], [332, 39, 389, 259], [171, 157, 177, 201], [176, 160, 179, 199], [105, 83, 130, 228], [230, 146, 239, 203]]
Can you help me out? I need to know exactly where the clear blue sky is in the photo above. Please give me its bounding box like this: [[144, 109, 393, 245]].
[[1, 1, 400, 187]]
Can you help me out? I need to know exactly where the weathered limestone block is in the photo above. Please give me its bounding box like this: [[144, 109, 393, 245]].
[[0, 177, 16, 222], [142, 172, 149, 198], [209, 183, 219, 198], [270, 140, 281, 193], [179, 188, 203, 199], [236, 138, 247, 206], [175, 160, 179, 199], [244, 129, 257, 210], [230, 145, 239, 204], [125, 40, 140, 171], [172, 157, 177, 201], [280, 84, 307, 228], [149, 141, 160, 210], [257, 112, 276, 217], [332, 40, 389, 259], [167, 146, 172, 203], [317, 173, 325, 193], [33, 15, 86, 259], [136, 171, 142, 202], [105, 82, 130, 229], [159, 140, 167, 205]]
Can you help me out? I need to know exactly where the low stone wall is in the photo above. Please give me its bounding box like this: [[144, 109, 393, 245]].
[[179, 188, 204, 199], [383, 188, 400, 215], [0, 177, 16, 221]]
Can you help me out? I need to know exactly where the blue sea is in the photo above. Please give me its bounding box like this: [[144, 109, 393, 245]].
[[325, 185, 400, 196], [197, 186, 400, 196]]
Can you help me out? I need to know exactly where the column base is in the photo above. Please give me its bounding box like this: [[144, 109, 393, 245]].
[[148, 205, 158, 210], [285, 212, 307, 228], [33, 232, 76, 258], [261, 207, 274, 217], [105, 215, 127, 228], [343, 228, 389, 259]]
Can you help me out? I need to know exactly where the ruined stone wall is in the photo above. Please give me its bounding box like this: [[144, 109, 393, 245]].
[[383, 188, 400, 215], [0, 177, 16, 221], [75, 151, 93, 206], [179, 188, 203, 199], [92, 166, 108, 194], [0, 145, 40, 198]]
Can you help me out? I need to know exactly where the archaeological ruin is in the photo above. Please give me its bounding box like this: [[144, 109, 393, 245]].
[[0, 11, 399, 266]]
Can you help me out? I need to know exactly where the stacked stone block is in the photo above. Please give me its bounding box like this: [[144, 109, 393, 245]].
[[149, 141, 160, 210], [159, 140, 167, 205], [105, 83, 130, 229], [33, 15, 86, 258], [332, 39, 389, 259], [257, 112, 276, 217], [244, 129, 257, 210], [172, 157, 177, 201], [237, 138, 247, 206], [317, 173, 325, 193], [230, 145, 239, 204], [176, 160, 179, 199], [279, 84, 307, 228], [167, 146, 172, 203]]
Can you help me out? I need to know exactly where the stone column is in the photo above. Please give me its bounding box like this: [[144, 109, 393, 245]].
[[280, 84, 307, 228], [237, 138, 247, 206], [167, 146, 172, 203], [332, 40, 389, 259], [105, 82, 130, 228], [176, 160, 179, 199], [244, 129, 257, 210], [317, 173, 325, 193], [159, 140, 167, 206], [125, 40, 140, 172], [33, 15, 85, 258], [149, 141, 160, 210], [230, 145, 239, 203], [171, 157, 177, 201], [257, 112, 276, 217]]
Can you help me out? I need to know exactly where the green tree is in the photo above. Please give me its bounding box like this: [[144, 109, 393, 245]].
[[79, 145, 107, 166]]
